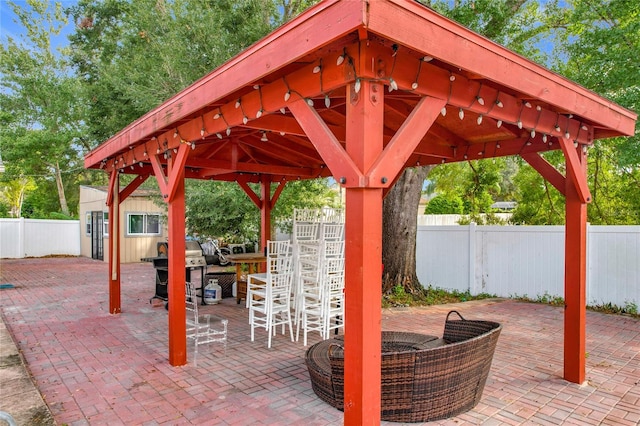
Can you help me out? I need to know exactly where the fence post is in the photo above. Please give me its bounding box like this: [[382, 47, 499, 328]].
[[18, 217, 25, 258], [468, 222, 476, 295]]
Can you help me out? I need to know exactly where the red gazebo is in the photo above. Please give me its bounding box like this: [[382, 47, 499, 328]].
[[84, 1, 636, 424]]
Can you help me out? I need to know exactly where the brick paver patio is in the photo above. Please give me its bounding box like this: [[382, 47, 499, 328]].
[[1, 257, 638, 425]]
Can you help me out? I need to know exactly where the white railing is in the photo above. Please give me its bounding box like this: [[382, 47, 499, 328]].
[[416, 224, 639, 308], [0, 218, 81, 258]]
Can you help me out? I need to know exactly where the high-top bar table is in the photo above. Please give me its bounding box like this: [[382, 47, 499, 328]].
[[225, 253, 267, 304]]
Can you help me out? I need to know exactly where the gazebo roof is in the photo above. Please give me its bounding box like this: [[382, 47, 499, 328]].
[[84, 0, 636, 181]]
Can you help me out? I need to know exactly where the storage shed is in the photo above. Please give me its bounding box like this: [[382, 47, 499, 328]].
[[79, 185, 166, 263]]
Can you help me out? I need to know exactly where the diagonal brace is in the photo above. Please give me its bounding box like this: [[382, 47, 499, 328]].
[[288, 98, 364, 186], [368, 96, 445, 186], [150, 144, 190, 202], [521, 152, 566, 196], [559, 137, 591, 203]]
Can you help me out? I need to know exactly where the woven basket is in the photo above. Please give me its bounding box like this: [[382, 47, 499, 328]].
[[305, 311, 502, 422]]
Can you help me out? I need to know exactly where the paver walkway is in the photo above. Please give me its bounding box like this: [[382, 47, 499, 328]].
[[0, 257, 638, 425]]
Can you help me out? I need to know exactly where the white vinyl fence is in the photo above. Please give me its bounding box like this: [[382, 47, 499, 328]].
[[0, 218, 81, 258], [1, 218, 637, 308], [416, 224, 639, 308]]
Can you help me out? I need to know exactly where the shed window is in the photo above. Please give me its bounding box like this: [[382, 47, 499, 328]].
[[127, 213, 161, 236]]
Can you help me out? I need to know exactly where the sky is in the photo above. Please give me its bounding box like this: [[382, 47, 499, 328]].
[[1, 0, 77, 49]]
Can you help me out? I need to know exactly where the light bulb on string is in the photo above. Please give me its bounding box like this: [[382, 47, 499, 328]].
[[388, 77, 398, 92]]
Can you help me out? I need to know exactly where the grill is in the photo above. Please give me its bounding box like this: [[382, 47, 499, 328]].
[[148, 241, 206, 304]]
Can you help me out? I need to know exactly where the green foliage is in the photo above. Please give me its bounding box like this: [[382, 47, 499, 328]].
[[424, 194, 464, 214], [427, 159, 506, 219], [510, 153, 565, 224], [185, 178, 338, 243], [0, 0, 90, 218]]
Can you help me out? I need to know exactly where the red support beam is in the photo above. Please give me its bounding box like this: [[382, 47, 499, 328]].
[[119, 174, 150, 202], [288, 97, 364, 187], [521, 152, 566, 196], [343, 79, 384, 425], [563, 145, 588, 384], [559, 137, 592, 203], [368, 96, 445, 185], [106, 171, 121, 315], [260, 176, 272, 253], [166, 155, 187, 366]]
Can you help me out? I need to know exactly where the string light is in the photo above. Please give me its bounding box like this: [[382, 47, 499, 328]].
[[458, 108, 464, 120], [260, 131, 268, 142], [477, 115, 483, 125], [354, 78, 361, 93], [388, 77, 398, 92], [336, 49, 346, 66], [497, 120, 503, 128]]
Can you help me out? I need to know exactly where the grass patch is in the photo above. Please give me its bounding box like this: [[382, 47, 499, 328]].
[[511, 293, 639, 318], [382, 284, 496, 308]]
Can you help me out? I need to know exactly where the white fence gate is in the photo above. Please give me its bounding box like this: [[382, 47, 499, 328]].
[[416, 224, 639, 308], [0, 218, 81, 258]]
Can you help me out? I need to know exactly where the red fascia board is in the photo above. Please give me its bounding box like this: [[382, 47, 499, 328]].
[[367, 0, 637, 137], [84, 0, 366, 169]]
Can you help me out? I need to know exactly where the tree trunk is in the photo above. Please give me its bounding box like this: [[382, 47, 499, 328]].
[[382, 166, 433, 294], [55, 161, 70, 216]]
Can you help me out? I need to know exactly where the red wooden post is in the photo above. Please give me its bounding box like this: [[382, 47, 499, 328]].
[[343, 79, 384, 425], [107, 171, 121, 314], [260, 176, 272, 253], [167, 171, 187, 366], [563, 146, 588, 383]]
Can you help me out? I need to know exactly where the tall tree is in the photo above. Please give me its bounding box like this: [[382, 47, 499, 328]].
[[68, 0, 328, 235], [0, 0, 85, 217]]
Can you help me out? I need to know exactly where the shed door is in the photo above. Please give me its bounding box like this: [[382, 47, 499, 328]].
[[91, 211, 104, 260]]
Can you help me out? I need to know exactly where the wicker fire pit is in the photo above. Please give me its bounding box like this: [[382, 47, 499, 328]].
[[305, 311, 502, 423]]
